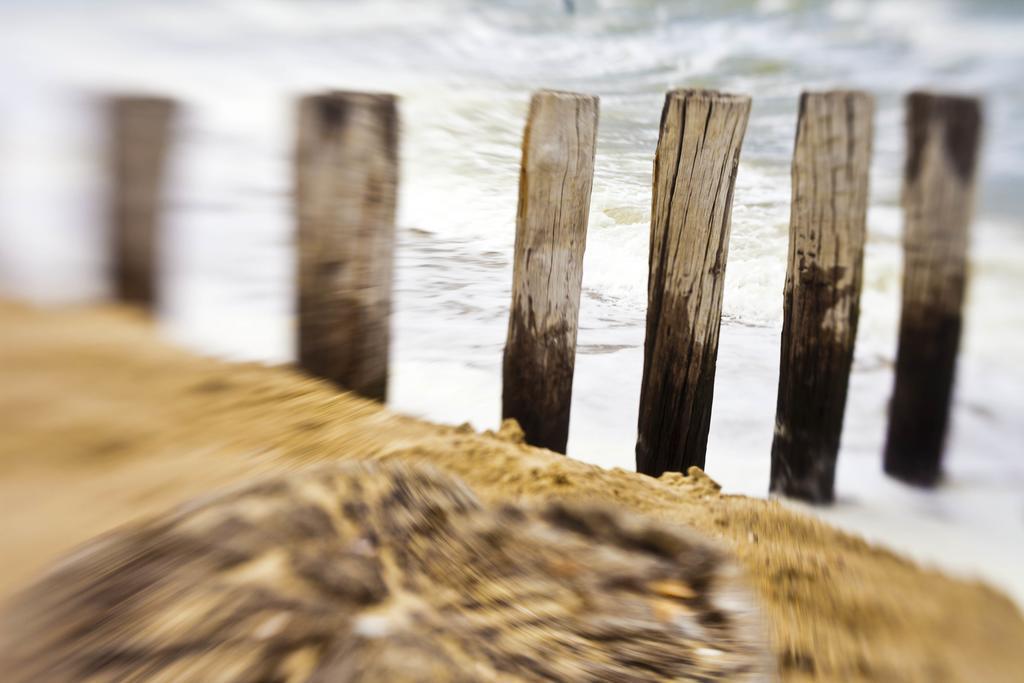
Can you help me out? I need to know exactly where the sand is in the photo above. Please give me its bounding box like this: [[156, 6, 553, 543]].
[[1, 300, 1022, 682]]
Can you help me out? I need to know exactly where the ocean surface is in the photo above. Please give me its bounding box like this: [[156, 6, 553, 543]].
[[1, 0, 1022, 601]]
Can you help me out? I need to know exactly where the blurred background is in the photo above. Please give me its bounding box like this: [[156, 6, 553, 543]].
[[0, 0, 1021, 602]]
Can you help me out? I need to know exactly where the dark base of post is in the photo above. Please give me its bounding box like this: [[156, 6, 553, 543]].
[[883, 311, 961, 488], [114, 264, 156, 310], [770, 442, 838, 504], [770, 338, 856, 504], [635, 373, 716, 477], [883, 458, 943, 488], [502, 322, 573, 454]]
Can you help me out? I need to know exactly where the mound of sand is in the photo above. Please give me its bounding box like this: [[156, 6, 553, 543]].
[[2, 460, 772, 682], [1, 300, 1022, 681]]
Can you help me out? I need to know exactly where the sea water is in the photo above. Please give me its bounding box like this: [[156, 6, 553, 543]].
[[1, 0, 1022, 602]]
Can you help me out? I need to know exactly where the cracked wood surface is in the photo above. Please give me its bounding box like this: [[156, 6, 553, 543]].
[[770, 91, 873, 503], [503, 90, 598, 453], [636, 89, 750, 476], [884, 92, 982, 486], [295, 91, 398, 402]]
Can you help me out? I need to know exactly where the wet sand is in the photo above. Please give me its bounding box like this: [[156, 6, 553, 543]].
[[1, 300, 1022, 682]]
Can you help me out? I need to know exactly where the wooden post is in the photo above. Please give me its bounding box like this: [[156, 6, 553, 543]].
[[635, 89, 751, 477], [502, 90, 599, 453], [883, 92, 982, 486], [108, 95, 177, 309], [769, 91, 874, 503], [295, 91, 398, 402]]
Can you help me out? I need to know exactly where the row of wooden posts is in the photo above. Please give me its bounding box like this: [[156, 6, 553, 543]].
[[106, 86, 980, 504]]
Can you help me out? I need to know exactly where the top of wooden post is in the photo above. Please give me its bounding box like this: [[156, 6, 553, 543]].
[[660, 89, 751, 116], [664, 88, 750, 102], [108, 94, 177, 107], [905, 91, 982, 185], [532, 89, 595, 100], [298, 91, 399, 153]]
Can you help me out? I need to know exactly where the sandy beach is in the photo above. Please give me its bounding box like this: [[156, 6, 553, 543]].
[[1, 299, 1022, 682]]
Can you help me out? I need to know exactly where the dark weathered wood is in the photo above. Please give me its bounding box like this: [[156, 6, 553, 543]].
[[636, 89, 751, 477], [295, 91, 398, 402], [883, 92, 982, 486], [769, 91, 874, 504], [107, 95, 177, 309], [502, 90, 599, 453]]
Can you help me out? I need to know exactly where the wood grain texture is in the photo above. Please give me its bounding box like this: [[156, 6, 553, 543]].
[[107, 96, 176, 309], [502, 91, 598, 453], [295, 92, 398, 403], [770, 91, 874, 504], [636, 89, 750, 477], [884, 92, 982, 486]]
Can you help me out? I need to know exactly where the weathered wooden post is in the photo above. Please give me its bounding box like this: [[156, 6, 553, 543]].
[[769, 91, 874, 504], [883, 92, 982, 486], [295, 91, 398, 402], [502, 90, 599, 453], [635, 89, 751, 477], [107, 95, 177, 309]]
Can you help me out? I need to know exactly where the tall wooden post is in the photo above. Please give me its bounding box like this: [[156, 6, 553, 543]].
[[769, 91, 874, 503], [502, 90, 599, 453], [884, 92, 982, 486], [635, 89, 751, 477], [108, 95, 177, 309], [295, 91, 398, 402]]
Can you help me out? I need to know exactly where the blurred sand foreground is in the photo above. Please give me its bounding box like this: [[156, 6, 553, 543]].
[[1, 300, 1022, 682]]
